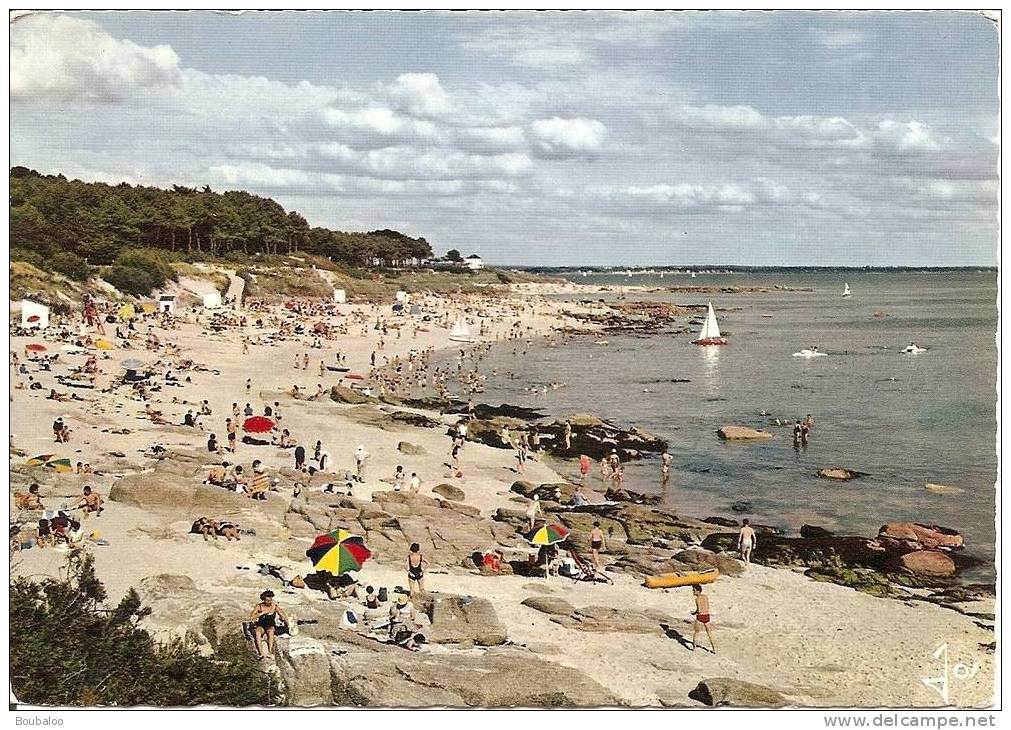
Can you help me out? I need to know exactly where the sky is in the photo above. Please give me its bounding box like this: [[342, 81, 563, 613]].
[[9, 10, 1000, 266]]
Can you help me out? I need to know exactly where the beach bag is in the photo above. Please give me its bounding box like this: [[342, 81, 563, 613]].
[[290, 575, 306, 589]]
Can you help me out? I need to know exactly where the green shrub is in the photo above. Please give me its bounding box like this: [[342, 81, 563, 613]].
[[10, 555, 279, 707], [49, 251, 91, 281], [103, 249, 177, 296]]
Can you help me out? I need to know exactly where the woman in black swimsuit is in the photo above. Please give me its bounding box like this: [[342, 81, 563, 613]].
[[407, 543, 428, 595], [249, 590, 288, 661]]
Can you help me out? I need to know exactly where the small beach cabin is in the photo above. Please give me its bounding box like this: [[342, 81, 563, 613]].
[[158, 295, 176, 314], [19, 299, 49, 329], [202, 291, 222, 309], [465, 254, 484, 271], [333, 288, 347, 304]]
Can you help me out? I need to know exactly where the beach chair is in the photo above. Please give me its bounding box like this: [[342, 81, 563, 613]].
[[564, 546, 614, 585]]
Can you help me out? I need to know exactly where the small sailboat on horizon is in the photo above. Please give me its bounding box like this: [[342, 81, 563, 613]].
[[842, 282, 851, 298], [692, 302, 727, 346]]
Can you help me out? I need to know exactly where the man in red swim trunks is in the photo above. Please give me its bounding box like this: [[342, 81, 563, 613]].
[[691, 584, 716, 654]]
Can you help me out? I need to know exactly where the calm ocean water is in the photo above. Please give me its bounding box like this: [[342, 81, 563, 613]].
[[473, 270, 998, 576]]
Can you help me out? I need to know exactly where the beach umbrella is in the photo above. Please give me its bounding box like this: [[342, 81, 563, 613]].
[[95, 339, 114, 350], [26, 315, 40, 323], [141, 302, 158, 314], [61, 345, 87, 354], [44, 457, 74, 474], [26, 454, 56, 467], [525, 523, 570, 546], [525, 523, 571, 581], [242, 416, 275, 434], [121, 358, 146, 370], [306, 529, 371, 576], [25, 343, 47, 352], [118, 303, 136, 321]]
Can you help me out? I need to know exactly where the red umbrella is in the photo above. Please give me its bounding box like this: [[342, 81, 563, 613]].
[[26, 315, 40, 323], [242, 416, 275, 434], [25, 343, 47, 352]]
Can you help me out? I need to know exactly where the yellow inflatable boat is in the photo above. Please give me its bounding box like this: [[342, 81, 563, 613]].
[[643, 568, 719, 589]]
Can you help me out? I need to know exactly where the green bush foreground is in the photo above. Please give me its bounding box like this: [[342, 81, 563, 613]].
[[10, 555, 280, 707]]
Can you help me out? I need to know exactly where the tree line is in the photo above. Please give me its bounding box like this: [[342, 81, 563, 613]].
[[10, 167, 434, 277]]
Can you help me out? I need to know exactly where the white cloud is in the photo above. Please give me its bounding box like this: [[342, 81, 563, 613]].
[[529, 117, 606, 158], [876, 119, 940, 151], [385, 73, 453, 117], [10, 14, 182, 101]]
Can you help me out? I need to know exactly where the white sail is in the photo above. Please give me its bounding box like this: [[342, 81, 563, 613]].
[[449, 316, 474, 342], [842, 283, 851, 297], [698, 302, 722, 340]]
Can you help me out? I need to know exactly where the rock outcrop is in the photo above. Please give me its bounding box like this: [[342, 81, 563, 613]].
[[717, 426, 773, 441], [893, 550, 956, 578], [689, 678, 788, 708], [817, 468, 866, 481], [877, 522, 964, 551]]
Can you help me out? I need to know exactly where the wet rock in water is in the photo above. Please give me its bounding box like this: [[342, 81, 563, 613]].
[[800, 524, 835, 539], [717, 426, 773, 441], [924, 482, 965, 495], [604, 486, 661, 505], [877, 522, 964, 551], [444, 402, 546, 421], [817, 467, 866, 481], [419, 594, 507, 647], [432, 483, 466, 502], [689, 678, 788, 708], [730, 500, 752, 513], [396, 441, 426, 455], [892, 550, 957, 578], [703, 516, 739, 528]]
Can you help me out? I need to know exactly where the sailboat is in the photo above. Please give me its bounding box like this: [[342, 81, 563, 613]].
[[448, 316, 476, 344], [692, 302, 727, 346], [842, 283, 851, 298]]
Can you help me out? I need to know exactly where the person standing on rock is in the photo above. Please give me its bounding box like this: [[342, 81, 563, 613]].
[[579, 454, 591, 482], [589, 521, 606, 569], [661, 452, 673, 486], [407, 543, 428, 595], [526, 494, 542, 530], [691, 584, 715, 654], [738, 519, 756, 564], [515, 441, 528, 475], [354, 445, 370, 482], [563, 420, 573, 451]]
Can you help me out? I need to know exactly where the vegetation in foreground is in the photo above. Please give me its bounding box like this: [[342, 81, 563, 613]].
[[10, 555, 279, 707]]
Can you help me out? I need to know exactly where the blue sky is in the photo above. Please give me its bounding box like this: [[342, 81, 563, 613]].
[[10, 10, 1000, 265]]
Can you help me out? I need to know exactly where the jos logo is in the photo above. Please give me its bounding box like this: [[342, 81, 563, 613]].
[[922, 642, 981, 703]]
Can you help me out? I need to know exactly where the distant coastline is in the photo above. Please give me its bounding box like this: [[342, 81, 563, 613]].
[[508, 265, 998, 274]]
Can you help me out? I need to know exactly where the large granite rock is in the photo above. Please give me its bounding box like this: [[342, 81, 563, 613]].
[[419, 594, 507, 646], [329, 385, 374, 405], [893, 550, 957, 578], [877, 523, 964, 551], [689, 678, 788, 708], [432, 483, 466, 502], [397, 441, 426, 455]]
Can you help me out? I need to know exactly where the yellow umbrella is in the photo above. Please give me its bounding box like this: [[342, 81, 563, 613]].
[[140, 302, 157, 314], [95, 339, 114, 351], [118, 303, 136, 321]]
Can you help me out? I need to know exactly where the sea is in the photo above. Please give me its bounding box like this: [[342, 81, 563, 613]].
[[469, 270, 998, 578]]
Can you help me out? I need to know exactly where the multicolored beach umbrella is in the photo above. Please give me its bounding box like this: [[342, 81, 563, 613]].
[[525, 523, 570, 546], [306, 529, 371, 576], [44, 458, 74, 474], [25, 343, 47, 352], [26, 454, 56, 467], [242, 416, 275, 434]]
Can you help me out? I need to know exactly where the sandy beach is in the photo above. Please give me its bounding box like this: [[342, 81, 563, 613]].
[[9, 282, 995, 708]]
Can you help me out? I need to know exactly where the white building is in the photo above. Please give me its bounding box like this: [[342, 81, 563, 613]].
[[201, 291, 223, 309], [464, 254, 484, 271], [158, 295, 176, 314]]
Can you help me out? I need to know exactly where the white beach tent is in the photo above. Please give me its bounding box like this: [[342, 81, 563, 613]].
[[159, 294, 176, 314], [21, 299, 49, 329], [333, 289, 347, 304], [202, 291, 223, 309]]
